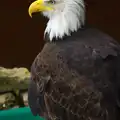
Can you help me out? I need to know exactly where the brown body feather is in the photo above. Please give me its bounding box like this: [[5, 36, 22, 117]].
[[28, 28, 120, 120]]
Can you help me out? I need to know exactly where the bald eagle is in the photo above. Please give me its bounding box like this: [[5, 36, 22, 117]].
[[28, 0, 120, 120]]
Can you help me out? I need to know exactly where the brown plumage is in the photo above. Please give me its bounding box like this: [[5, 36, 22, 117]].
[[28, 28, 120, 120]]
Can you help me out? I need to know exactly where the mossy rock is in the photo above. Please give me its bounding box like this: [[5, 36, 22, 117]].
[[0, 67, 30, 92]]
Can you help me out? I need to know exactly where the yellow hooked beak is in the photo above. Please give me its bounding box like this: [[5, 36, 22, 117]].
[[28, 0, 54, 17]]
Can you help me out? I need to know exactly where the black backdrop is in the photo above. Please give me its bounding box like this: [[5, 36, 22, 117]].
[[0, 0, 120, 69]]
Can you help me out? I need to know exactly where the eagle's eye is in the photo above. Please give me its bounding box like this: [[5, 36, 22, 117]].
[[46, 0, 56, 4]]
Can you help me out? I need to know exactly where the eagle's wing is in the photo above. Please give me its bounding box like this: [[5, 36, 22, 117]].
[[28, 51, 116, 120]]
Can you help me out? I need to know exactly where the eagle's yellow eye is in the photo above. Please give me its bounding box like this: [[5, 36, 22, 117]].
[[46, 0, 56, 4]]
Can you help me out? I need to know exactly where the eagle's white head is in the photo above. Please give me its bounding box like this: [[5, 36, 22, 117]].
[[28, 0, 85, 41]]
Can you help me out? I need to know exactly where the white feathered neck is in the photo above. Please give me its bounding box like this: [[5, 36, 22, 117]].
[[43, 0, 85, 41]]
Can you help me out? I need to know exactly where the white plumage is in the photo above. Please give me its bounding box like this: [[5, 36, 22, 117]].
[[42, 0, 85, 41]]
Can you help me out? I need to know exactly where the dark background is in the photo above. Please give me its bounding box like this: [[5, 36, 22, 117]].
[[0, 0, 120, 69]]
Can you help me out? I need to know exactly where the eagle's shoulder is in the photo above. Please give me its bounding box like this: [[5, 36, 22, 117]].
[[57, 28, 120, 59]]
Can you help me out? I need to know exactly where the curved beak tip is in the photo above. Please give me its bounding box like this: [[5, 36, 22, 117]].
[[28, 10, 32, 18], [28, 1, 39, 17]]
